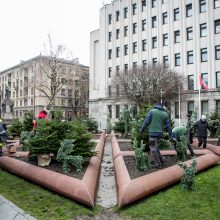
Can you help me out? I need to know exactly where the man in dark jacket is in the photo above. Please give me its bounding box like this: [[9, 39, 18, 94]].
[[140, 103, 172, 168], [194, 115, 211, 148]]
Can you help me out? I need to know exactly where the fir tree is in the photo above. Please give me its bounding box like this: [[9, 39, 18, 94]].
[[23, 110, 35, 132]]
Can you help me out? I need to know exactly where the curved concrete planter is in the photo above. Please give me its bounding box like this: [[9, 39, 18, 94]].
[[0, 131, 106, 207], [111, 132, 220, 208]]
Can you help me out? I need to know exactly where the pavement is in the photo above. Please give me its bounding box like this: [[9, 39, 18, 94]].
[[0, 195, 36, 220]]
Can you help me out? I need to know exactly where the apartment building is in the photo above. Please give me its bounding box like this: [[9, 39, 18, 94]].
[[90, 0, 220, 129], [0, 55, 89, 120]]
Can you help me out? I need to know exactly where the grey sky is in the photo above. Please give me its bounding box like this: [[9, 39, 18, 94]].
[[0, 0, 111, 71]]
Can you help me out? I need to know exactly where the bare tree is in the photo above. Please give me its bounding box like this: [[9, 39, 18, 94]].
[[112, 63, 184, 108]]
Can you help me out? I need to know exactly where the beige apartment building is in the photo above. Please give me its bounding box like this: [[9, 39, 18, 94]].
[[0, 55, 89, 120], [90, 0, 220, 129]]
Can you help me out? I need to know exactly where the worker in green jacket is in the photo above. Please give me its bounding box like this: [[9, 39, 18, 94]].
[[172, 126, 195, 156]]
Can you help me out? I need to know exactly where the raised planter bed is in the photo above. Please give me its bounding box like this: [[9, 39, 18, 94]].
[[111, 131, 220, 208], [0, 131, 106, 207]]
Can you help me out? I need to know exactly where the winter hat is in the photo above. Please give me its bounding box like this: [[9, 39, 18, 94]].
[[201, 115, 206, 120], [38, 110, 48, 119]]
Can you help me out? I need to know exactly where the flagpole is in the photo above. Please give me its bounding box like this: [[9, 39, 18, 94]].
[[198, 74, 201, 119]]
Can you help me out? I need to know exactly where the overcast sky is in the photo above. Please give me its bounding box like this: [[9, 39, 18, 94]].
[[0, 0, 111, 71]]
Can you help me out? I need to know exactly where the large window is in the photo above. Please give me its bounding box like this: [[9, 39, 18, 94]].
[[116, 66, 120, 75], [152, 58, 157, 64], [187, 51, 194, 64], [201, 101, 208, 115], [142, 0, 146, 12], [214, 0, 220, 8], [163, 55, 169, 66], [132, 3, 137, 15], [116, 11, 120, 21], [162, 0, 168, 4], [133, 42, 137, 53], [175, 53, 181, 66], [201, 48, 208, 62], [124, 26, 128, 37], [124, 64, 128, 72], [186, 4, 192, 17], [163, 33, 168, 46], [201, 73, 208, 89], [108, 49, 112, 59], [216, 100, 220, 114], [108, 67, 112, 78], [215, 19, 220, 34], [108, 32, 112, 42], [200, 23, 207, 37], [216, 71, 220, 88], [162, 12, 168, 24], [142, 19, 147, 31], [108, 86, 112, 97], [152, 16, 157, 28], [152, 36, 157, 48], [133, 23, 137, 34], [142, 39, 147, 51], [152, 0, 156, 8], [188, 75, 194, 90], [124, 44, 128, 55], [187, 27, 193, 40], [174, 30, 180, 43], [108, 105, 112, 118], [108, 14, 112, 24], [199, 0, 206, 13], [116, 105, 120, 118], [188, 101, 194, 115], [124, 7, 128, 18], [174, 8, 180, 21], [116, 47, 120, 58], [116, 29, 120, 39], [215, 45, 220, 60], [175, 102, 179, 119]]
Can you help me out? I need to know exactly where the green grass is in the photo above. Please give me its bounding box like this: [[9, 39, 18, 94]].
[[117, 165, 220, 220], [0, 170, 101, 220]]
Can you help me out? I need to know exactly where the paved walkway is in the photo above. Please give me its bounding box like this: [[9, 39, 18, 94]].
[[0, 195, 36, 220]]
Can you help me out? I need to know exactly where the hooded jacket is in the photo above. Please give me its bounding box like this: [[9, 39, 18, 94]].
[[141, 104, 172, 137], [195, 119, 210, 137]]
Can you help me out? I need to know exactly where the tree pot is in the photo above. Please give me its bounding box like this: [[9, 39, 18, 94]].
[[37, 154, 52, 167]]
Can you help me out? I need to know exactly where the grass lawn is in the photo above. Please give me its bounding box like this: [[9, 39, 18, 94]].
[[117, 164, 220, 220], [0, 170, 101, 220]]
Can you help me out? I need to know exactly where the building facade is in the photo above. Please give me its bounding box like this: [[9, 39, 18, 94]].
[[90, 0, 220, 129], [0, 55, 89, 120]]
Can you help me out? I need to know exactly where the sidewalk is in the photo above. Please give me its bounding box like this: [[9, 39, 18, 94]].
[[0, 195, 36, 220]]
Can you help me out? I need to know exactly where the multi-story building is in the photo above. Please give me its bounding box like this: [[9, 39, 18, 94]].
[[90, 0, 220, 129], [0, 55, 89, 120]]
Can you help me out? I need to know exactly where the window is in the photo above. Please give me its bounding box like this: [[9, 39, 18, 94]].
[[174, 8, 180, 21], [174, 30, 180, 43], [188, 75, 194, 90], [142, 39, 147, 51], [108, 49, 112, 59], [186, 4, 192, 17], [216, 100, 220, 114], [20, 90, 22, 97], [152, 0, 156, 8], [175, 53, 181, 66], [116, 66, 120, 75], [68, 89, 72, 97], [116, 10, 120, 21], [61, 89, 65, 96], [108, 67, 112, 78], [133, 42, 137, 53], [116, 105, 120, 118], [216, 71, 220, 88], [142, 19, 147, 31], [116, 29, 120, 39], [200, 23, 207, 37], [186, 27, 193, 40], [124, 44, 128, 55], [108, 32, 112, 42], [152, 16, 157, 28], [124, 26, 128, 37], [152, 36, 157, 48], [175, 102, 179, 119], [133, 23, 137, 34], [163, 33, 168, 46], [124, 7, 128, 18], [187, 51, 194, 64], [61, 99, 65, 106], [133, 62, 138, 68], [108, 105, 112, 118], [108, 14, 112, 24], [199, 0, 206, 13], [152, 58, 157, 64], [162, 12, 168, 24], [162, 0, 167, 4], [108, 86, 112, 97], [116, 47, 120, 57], [201, 73, 208, 89], [201, 48, 208, 62], [143, 60, 147, 66], [142, 0, 146, 12], [215, 45, 220, 60], [214, 0, 220, 8], [215, 19, 220, 34], [163, 55, 169, 66], [188, 101, 194, 115], [201, 101, 208, 115], [132, 3, 137, 15], [124, 64, 128, 72]]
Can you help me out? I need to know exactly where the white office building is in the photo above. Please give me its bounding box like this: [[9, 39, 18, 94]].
[[90, 0, 220, 129]]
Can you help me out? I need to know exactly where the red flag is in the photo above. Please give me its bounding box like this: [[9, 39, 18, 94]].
[[199, 74, 208, 91]]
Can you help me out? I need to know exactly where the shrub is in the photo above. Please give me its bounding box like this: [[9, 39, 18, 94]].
[[84, 117, 98, 133], [7, 118, 23, 138], [113, 117, 125, 133], [176, 135, 187, 162], [19, 131, 33, 151], [23, 110, 35, 132], [56, 139, 83, 173]]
